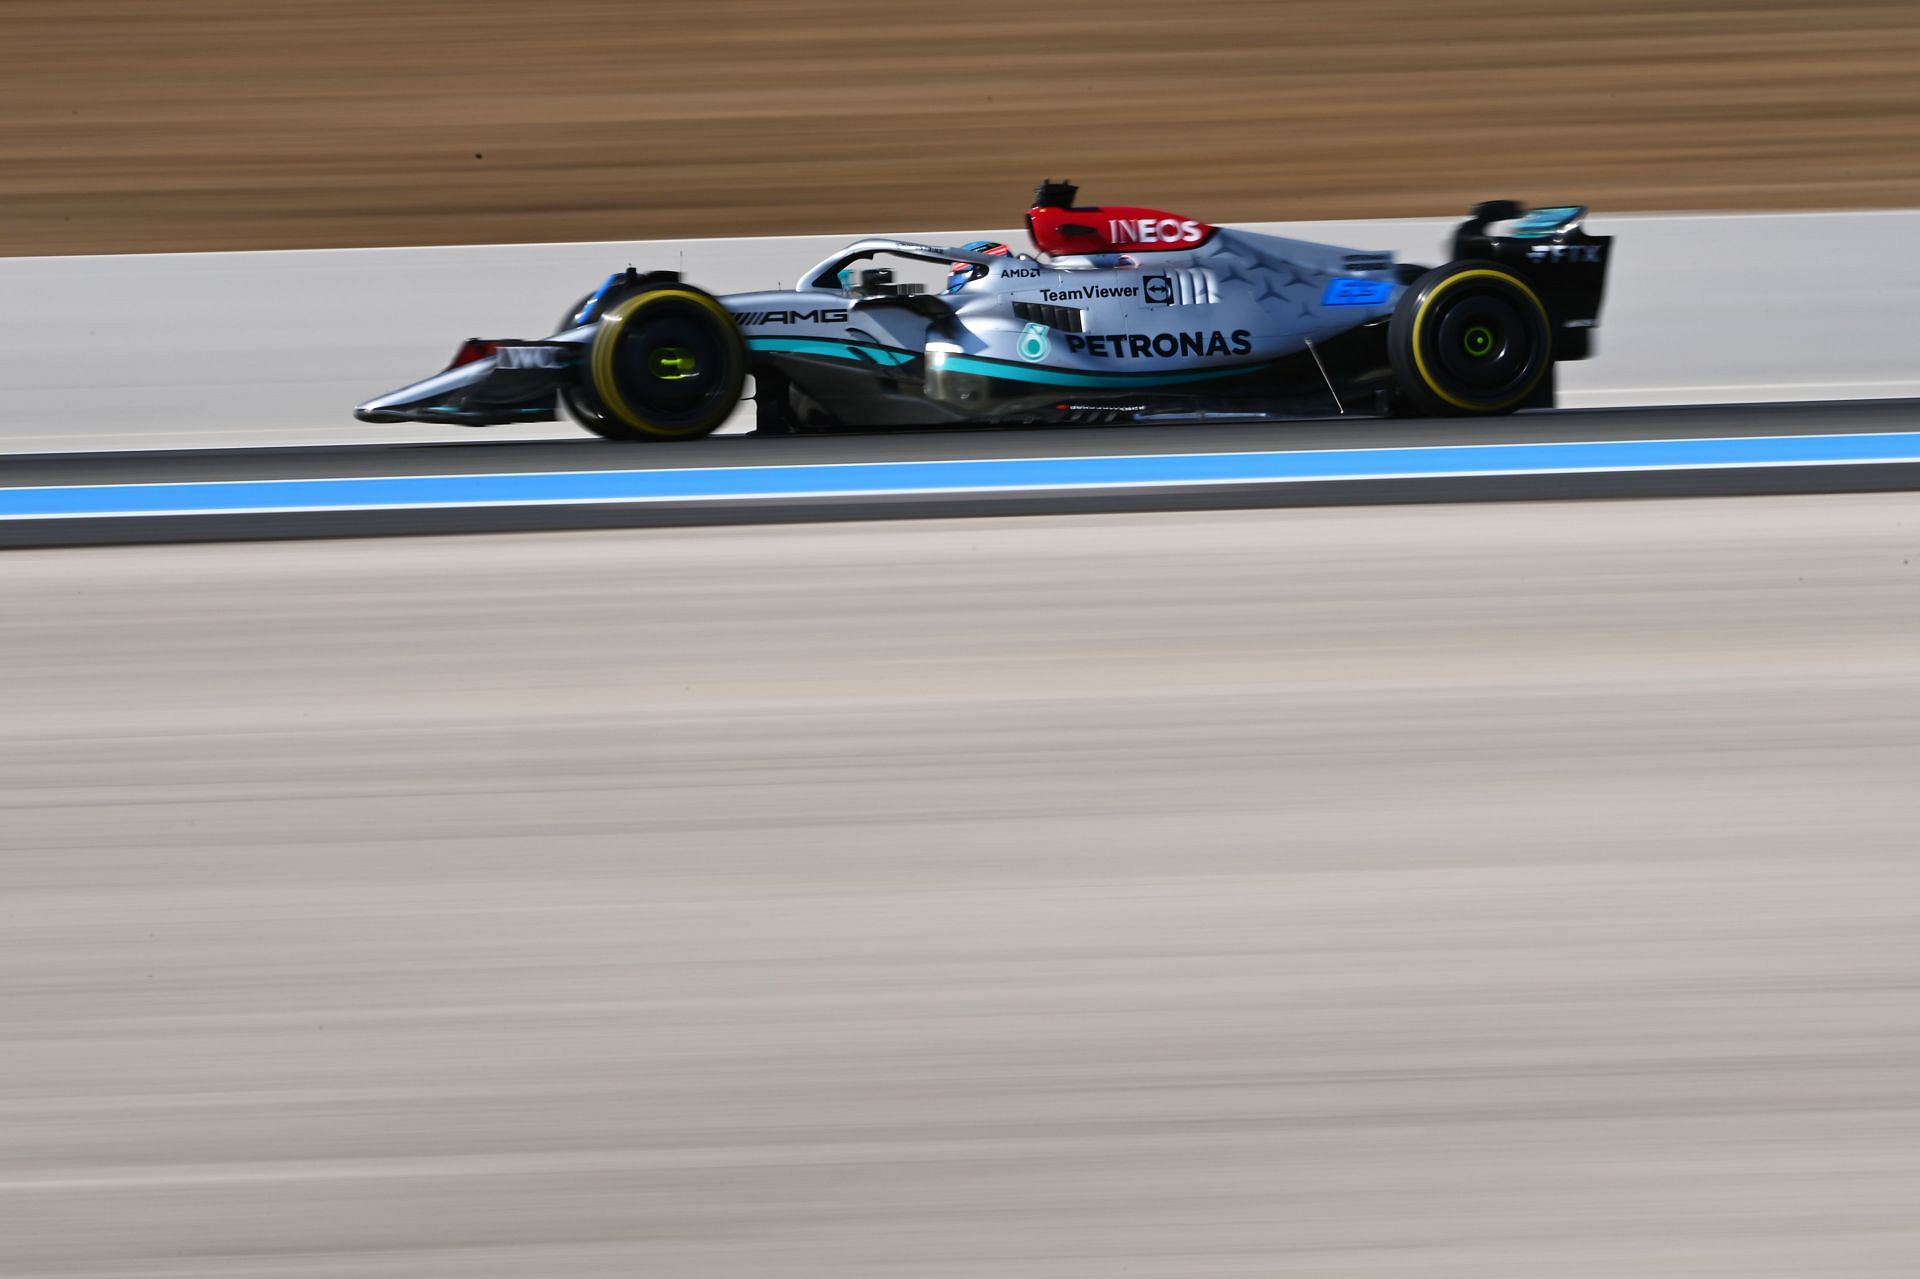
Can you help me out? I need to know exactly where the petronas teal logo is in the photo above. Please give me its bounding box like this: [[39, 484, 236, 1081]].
[[1018, 322, 1050, 362]]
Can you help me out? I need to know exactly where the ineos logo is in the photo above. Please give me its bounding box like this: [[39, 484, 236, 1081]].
[[1107, 218, 1206, 246]]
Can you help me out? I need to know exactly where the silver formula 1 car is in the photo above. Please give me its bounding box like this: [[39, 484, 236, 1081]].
[[356, 181, 1612, 439]]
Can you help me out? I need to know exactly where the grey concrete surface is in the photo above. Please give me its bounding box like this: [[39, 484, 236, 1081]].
[[11, 400, 1920, 551], [6, 496, 1920, 1276], [5, 211, 1919, 453], [10, 399, 1920, 488]]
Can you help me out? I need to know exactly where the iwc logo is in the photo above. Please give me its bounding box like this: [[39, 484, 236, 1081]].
[[1018, 322, 1051, 362]]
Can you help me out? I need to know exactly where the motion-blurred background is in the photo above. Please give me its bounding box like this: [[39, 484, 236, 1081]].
[[5, 0, 1918, 254]]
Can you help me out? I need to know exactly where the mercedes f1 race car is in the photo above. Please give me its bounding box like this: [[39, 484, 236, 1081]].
[[356, 181, 1612, 439]]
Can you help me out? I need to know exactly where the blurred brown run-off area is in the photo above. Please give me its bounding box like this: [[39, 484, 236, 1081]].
[[3, 0, 1918, 255]]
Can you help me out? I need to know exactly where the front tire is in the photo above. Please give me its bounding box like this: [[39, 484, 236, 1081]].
[[570, 286, 746, 441], [1389, 262, 1551, 416]]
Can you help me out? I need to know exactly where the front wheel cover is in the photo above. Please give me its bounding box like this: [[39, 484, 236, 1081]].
[[1390, 263, 1551, 415], [581, 287, 746, 440]]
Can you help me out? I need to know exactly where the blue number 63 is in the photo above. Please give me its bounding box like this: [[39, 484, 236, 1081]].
[[1321, 279, 1394, 307]]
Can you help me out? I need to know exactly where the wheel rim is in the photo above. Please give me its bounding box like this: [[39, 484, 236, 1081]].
[[649, 346, 698, 380]]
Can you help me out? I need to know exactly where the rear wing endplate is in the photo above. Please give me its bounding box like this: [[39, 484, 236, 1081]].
[[1452, 201, 1613, 361]]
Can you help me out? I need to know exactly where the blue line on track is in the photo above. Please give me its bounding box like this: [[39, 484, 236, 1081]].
[[7, 431, 1920, 520]]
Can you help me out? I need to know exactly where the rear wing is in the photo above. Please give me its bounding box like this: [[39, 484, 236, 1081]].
[[1453, 201, 1612, 361]]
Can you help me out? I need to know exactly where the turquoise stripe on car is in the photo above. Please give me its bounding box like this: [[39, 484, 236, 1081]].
[[747, 336, 1261, 390], [932, 353, 1258, 389], [745, 338, 917, 366]]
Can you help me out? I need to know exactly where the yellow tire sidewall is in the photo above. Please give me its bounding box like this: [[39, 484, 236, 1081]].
[[588, 288, 745, 437], [1409, 268, 1551, 413]]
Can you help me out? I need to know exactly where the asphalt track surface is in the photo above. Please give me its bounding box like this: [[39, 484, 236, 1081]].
[[7, 493, 1920, 1276], [6, 399, 1920, 547]]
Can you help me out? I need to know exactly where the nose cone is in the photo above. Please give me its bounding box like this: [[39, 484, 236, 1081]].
[[353, 360, 495, 424]]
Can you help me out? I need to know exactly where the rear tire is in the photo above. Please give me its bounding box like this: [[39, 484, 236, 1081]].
[[1389, 262, 1550, 416], [568, 284, 747, 441]]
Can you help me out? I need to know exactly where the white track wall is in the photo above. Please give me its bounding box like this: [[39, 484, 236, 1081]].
[[2, 211, 1915, 452]]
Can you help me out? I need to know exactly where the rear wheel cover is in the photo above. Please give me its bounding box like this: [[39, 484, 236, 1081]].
[[1392, 264, 1550, 414], [584, 288, 746, 439]]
